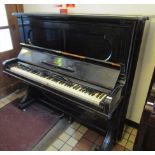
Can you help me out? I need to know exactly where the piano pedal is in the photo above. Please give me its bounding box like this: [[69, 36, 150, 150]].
[[55, 113, 64, 119], [18, 98, 34, 110]]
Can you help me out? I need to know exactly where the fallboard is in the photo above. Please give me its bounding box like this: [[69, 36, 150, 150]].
[[17, 46, 121, 90]]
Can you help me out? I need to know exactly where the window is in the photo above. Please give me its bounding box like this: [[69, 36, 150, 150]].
[[0, 4, 13, 52]]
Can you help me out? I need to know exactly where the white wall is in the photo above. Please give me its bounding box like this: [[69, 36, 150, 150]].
[[24, 4, 155, 15], [24, 4, 155, 123], [127, 19, 155, 122]]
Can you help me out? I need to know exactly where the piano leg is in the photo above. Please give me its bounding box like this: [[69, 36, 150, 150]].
[[18, 86, 35, 110], [100, 129, 116, 151], [95, 117, 116, 151], [95, 128, 116, 151]]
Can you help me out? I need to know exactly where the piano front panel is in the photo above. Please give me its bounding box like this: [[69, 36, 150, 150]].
[[17, 15, 138, 65]]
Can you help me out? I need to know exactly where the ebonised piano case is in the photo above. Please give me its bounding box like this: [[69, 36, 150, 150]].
[[3, 13, 148, 150]]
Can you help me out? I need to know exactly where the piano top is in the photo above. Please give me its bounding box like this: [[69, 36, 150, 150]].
[[13, 12, 148, 20]]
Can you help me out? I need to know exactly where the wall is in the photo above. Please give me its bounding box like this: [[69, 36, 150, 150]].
[[24, 4, 155, 15], [23, 4, 155, 123], [127, 19, 155, 122]]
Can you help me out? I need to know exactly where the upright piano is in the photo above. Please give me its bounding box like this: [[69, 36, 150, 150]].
[[3, 13, 148, 150]]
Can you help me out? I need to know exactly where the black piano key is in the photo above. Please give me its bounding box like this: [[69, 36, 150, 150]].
[[82, 89, 86, 92], [67, 83, 73, 87], [73, 85, 77, 89], [83, 88, 89, 93], [88, 92, 93, 95], [59, 81, 64, 84], [64, 83, 69, 86], [96, 92, 102, 98], [76, 87, 81, 91], [99, 93, 105, 99], [74, 87, 78, 90], [76, 86, 82, 91], [90, 92, 96, 96], [73, 85, 78, 89], [79, 88, 84, 92], [75, 86, 80, 90]]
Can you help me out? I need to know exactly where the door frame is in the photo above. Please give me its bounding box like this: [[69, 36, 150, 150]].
[[0, 4, 23, 99]]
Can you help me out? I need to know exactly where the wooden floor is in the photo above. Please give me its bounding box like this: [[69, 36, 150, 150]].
[[0, 89, 137, 151]]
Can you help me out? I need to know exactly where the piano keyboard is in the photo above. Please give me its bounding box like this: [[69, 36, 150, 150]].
[[10, 65, 107, 106]]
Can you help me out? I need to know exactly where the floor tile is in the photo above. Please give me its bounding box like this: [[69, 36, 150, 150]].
[[75, 137, 93, 151], [72, 147, 81, 151], [84, 129, 99, 143], [52, 139, 64, 150], [0, 103, 4, 109], [131, 128, 137, 136], [72, 131, 83, 140], [16, 92, 26, 99], [125, 126, 133, 134], [0, 101, 10, 108], [112, 144, 125, 151], [70, 122, 81, 130], [123, 132, 130, 140], [59, 132, 71, 142], [125, 141, 134, 150], [6, 93, 18, 101], [118, 139, 127, 147], [95, 135, 104, 146], [60, 144, 72, 151], [65, 127, 76, 136], [128, 134, 136, 143], [78, 125, 88, 134], [46, 145, 58, 151], [67, 137, 78, 147], [0, 97, 11, 105], [124, 148, 131, 151]]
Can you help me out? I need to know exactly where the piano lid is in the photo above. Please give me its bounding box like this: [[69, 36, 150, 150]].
[[17, 45, 121, 90]]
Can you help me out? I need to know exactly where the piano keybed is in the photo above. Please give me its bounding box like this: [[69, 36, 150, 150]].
[[9, 63, 107, 106]]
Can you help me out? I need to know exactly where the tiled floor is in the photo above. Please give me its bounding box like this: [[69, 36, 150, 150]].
[[45, 121, 137, 151], [0, 89, 26, 109], [0, 90, 137, 151]]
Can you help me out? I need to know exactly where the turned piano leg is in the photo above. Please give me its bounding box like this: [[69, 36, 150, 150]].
[[95, 129, 116, 151], [100, 129, 116, 151], [95, 116, 117, 151], [18, 86, 35, 110]]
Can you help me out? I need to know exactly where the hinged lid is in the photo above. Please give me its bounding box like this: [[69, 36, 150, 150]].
[[18, 45, 121, 90]]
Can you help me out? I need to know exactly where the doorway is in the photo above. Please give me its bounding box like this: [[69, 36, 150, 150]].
[[0, 4, 23, 98]]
